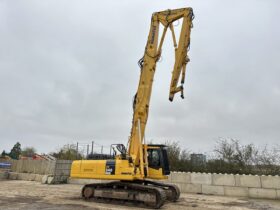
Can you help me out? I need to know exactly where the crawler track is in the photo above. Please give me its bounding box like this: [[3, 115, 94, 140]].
[[141, 180, 180, 202], [81, 181, 179, 208]]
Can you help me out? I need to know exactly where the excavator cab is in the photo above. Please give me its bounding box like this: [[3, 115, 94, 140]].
[[144, 144, 170, 179], [147, 145, 170, 176]]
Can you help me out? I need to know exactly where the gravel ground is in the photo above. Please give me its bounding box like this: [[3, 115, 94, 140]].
[[1, 180, 280, 210]]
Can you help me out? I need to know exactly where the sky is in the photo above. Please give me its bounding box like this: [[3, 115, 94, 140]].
[[0, 0, 279, 154]]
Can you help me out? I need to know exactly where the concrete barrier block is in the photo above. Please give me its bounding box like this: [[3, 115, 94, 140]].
[[8, 172, 18, 180], [191, 173, 212, 185], [41, 175, 48, 184], [213, 174, 235, 186], [202, 185, 224, 195], [25, 173, 31, 180], [53, 175, 69, 184], [27, 174, 36, 181], [47, 176, 54, 184], [277, 190, 280, 199], [17, 173, 30, 181], [16, 173, 23, 180], [235, 175, 261, 188], [261, 175, 280, 189], [249, 188, 277, 199], [171, 172, 190, 183], [166, 175, 171, 182], [181, 183, 202, 194], [35, 174, 43, 182], [224, 186, 249, 197], [0, 172, 8, 180]]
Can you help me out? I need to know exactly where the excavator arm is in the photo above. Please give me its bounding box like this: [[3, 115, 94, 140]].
[[128, 8, 194, 169]]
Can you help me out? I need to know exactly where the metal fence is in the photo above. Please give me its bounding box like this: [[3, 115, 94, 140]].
[[9, 160, 56, 175]]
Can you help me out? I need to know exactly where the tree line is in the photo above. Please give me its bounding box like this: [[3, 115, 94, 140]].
[[1, 142, 37, 160], [166, 138, 280, 176], [0, 142, 83, 160]]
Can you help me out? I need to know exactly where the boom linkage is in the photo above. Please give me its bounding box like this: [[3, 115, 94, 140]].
[[128, 8, 194, 175]]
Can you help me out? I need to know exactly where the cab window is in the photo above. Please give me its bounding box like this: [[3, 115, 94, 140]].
[[148, 149, 160, 167]]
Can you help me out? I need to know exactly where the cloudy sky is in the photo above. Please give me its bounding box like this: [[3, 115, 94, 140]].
[[0, 0, 279, 154]]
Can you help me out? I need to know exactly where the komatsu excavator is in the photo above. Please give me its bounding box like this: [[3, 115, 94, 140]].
[[71, 7, 194, 208]]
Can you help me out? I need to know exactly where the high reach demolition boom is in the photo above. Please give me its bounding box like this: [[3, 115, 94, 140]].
[[128, 7, 194, 174]]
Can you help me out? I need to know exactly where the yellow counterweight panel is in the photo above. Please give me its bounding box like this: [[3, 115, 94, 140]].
[[71, 160, 106, 179], [71, 159, 142, 181]]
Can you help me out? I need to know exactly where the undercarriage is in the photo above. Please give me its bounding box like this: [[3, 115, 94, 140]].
[[81, 180, 180, 209]]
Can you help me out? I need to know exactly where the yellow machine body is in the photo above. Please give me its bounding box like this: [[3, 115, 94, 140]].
[[71, 145, 168, 180], [71, 160, 166, 181]]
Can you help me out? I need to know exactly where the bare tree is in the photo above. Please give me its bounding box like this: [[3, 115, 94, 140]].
[[21, 147, 36, 157], [50, 144, 83, 160]]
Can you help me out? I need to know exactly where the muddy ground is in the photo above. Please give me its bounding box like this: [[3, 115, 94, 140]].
[[1, 180, 280, 210]]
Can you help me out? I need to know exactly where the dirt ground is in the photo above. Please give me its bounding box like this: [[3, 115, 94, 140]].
[[1, 180, 280, 210]]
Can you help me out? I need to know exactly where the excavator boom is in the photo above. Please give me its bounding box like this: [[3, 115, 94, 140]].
[[128, 8, 194, 172]]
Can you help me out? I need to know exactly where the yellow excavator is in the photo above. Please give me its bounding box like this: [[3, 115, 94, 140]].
[[71, 7, 194, 208]]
